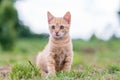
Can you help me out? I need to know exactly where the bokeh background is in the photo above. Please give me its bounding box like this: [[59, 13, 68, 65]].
[[15, 0, 120, 40], [0, 0, 120, 79]]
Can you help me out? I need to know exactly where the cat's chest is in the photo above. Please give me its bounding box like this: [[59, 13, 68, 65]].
[[52, 47, 67, 64], [51, 46, 69, 56], [54, 50, 66, 66]]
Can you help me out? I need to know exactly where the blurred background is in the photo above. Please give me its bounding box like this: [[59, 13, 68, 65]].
[[0, 0, 120, 79], [14, 0, 120, 40]]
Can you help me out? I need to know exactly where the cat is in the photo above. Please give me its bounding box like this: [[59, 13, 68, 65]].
[[36, 11, 73, 76]]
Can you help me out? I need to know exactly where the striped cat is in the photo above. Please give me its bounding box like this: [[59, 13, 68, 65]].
[[36, 12, 73, 76]]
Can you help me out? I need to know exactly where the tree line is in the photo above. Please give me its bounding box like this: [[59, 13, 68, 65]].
[[0, 0, 119, 51], [0, 0, 49, 51]]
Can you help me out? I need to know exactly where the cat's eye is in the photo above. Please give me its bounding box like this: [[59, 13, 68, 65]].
[[60, 25, 64, 29], [51, 25, 55, 29]]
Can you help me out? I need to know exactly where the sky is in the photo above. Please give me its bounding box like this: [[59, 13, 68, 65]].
[[14, 0, 120, 40]]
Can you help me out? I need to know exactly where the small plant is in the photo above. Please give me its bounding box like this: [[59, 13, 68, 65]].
[[107, 65, 120, 74], [9, 61, 40, 80]]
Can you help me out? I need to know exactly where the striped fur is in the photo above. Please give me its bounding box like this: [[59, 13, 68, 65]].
[[36, 12, 73, 76]]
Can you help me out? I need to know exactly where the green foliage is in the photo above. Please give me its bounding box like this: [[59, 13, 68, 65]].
[[0, 38, 120, 79], [0, 0, 33, 51], [10, 61, 39, 80], [107, 65, 120, 74], [0, 0, 17, 50], [8, 63, 120, 80], [0, 0, 48, 45], [15, 21, 33, 38], [0, 0, 2, 3]]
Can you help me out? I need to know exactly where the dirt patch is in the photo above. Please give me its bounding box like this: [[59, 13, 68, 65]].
[[82, 47, 96, 54], [0, 65, 12, 79]]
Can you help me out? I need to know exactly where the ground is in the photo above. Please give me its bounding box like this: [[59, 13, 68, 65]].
[[0, 38, 120, 80]]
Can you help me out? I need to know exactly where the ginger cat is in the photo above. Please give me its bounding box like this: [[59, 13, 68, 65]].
[[36, 11, 73, 76]]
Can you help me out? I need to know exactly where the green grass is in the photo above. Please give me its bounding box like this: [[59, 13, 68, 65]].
[[0, 38, 120, 80]]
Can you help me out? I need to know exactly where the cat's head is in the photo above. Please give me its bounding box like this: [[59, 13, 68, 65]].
[[47, 11, 71, 39]]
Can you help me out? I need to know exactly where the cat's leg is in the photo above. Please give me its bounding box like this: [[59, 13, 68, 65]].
[[47, 54, 56, 76], [36, 52, 48, 75], [62, 53, 73, 72]]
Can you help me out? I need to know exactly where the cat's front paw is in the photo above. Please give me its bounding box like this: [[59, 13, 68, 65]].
[[48, 72, 56, 77]]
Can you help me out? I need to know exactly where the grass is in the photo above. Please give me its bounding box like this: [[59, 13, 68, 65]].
[[0, 38, 120, 80]]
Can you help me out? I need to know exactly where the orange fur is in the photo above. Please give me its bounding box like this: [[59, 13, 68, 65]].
[[36, 12, 73, 76]]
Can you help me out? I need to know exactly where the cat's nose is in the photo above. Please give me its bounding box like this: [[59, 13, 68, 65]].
[[55, 32, 59, 36]]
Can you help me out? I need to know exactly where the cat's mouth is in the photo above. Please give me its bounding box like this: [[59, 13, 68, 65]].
[[54, 35, 61, 38], [56, 34, 60, 36], [52, 32, 64, 38], [52, 34, 63, 39]]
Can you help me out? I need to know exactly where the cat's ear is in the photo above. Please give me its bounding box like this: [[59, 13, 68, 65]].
[[63, 11, 71, 24], [47, 11, 54, 23]]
